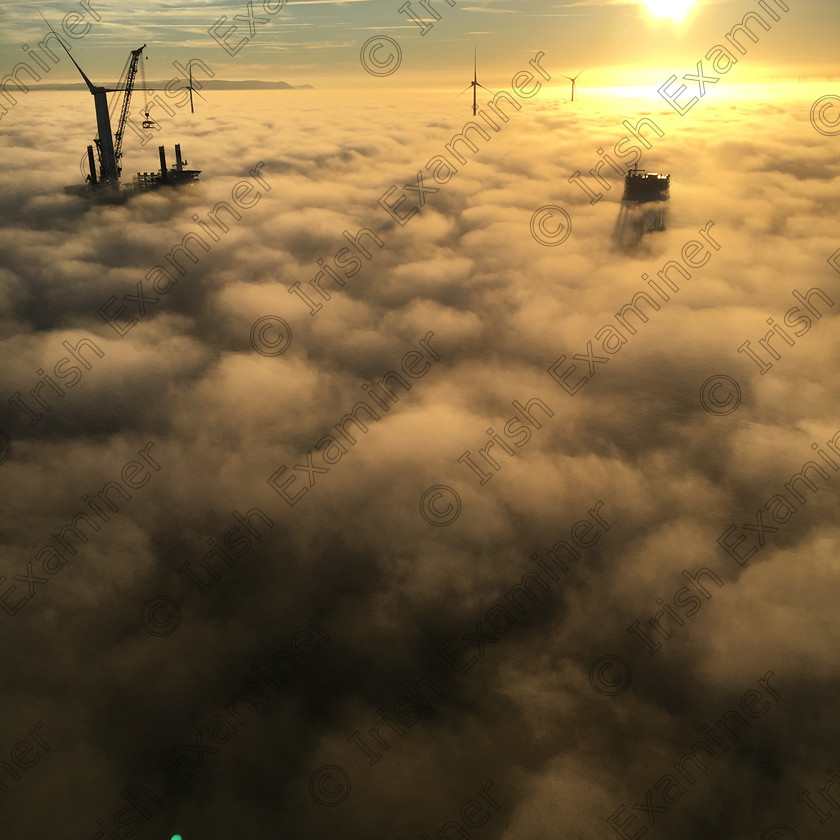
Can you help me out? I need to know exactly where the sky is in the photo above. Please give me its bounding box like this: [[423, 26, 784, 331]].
[[1, 3, 840, 840], [0, 0, 838, 88]]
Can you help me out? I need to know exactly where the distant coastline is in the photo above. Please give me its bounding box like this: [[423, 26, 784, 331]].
[[30, 80, 314, 91]]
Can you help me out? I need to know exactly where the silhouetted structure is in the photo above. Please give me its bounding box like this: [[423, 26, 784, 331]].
[[39, 13, 201, 200], [623, 165, 670, 203], [563, 68, 586, 102], [459, 48, 490, 116], [613, 165, 671, 250]]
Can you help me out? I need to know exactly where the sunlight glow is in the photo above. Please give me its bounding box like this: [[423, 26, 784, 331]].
[[642, 0, 697, 23]]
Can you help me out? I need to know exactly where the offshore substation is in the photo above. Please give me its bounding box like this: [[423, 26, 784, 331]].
[[613, 164, 671, 250]]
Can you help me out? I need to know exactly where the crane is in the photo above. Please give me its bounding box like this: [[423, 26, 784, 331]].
[[113, 45, 146, 174]]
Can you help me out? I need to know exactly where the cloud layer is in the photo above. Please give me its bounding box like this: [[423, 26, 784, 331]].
[[1, 75, 839, 840]]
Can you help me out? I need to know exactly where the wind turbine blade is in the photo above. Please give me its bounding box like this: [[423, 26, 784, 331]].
[[38, 9, 96, 92], [192, 87, 208, 103], [187, 63, 195, 112], [475, 82, 492, 93], [474, 46, 477, 81], [456, 84, 472, 97], [574, 68, 587, 80]]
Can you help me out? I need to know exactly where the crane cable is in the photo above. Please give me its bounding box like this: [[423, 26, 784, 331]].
[[140, 51, 154, 126]]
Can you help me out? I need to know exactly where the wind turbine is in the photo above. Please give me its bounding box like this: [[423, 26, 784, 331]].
[[185, 61, 207, 114], [38, 11, 119, 183], [564, 68, 586, 102], [458, 47, 491, 116], [141, 60, 204, 128]]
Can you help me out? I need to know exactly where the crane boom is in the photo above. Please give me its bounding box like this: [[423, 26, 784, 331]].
[[113, 45, 146, 170]]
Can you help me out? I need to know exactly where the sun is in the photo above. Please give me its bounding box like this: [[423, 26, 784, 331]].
[[642, 0, 697, 23]]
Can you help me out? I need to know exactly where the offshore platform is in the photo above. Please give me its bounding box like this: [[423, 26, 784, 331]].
[[613, 164, 670, 250], [41, 17, 200, 201]]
